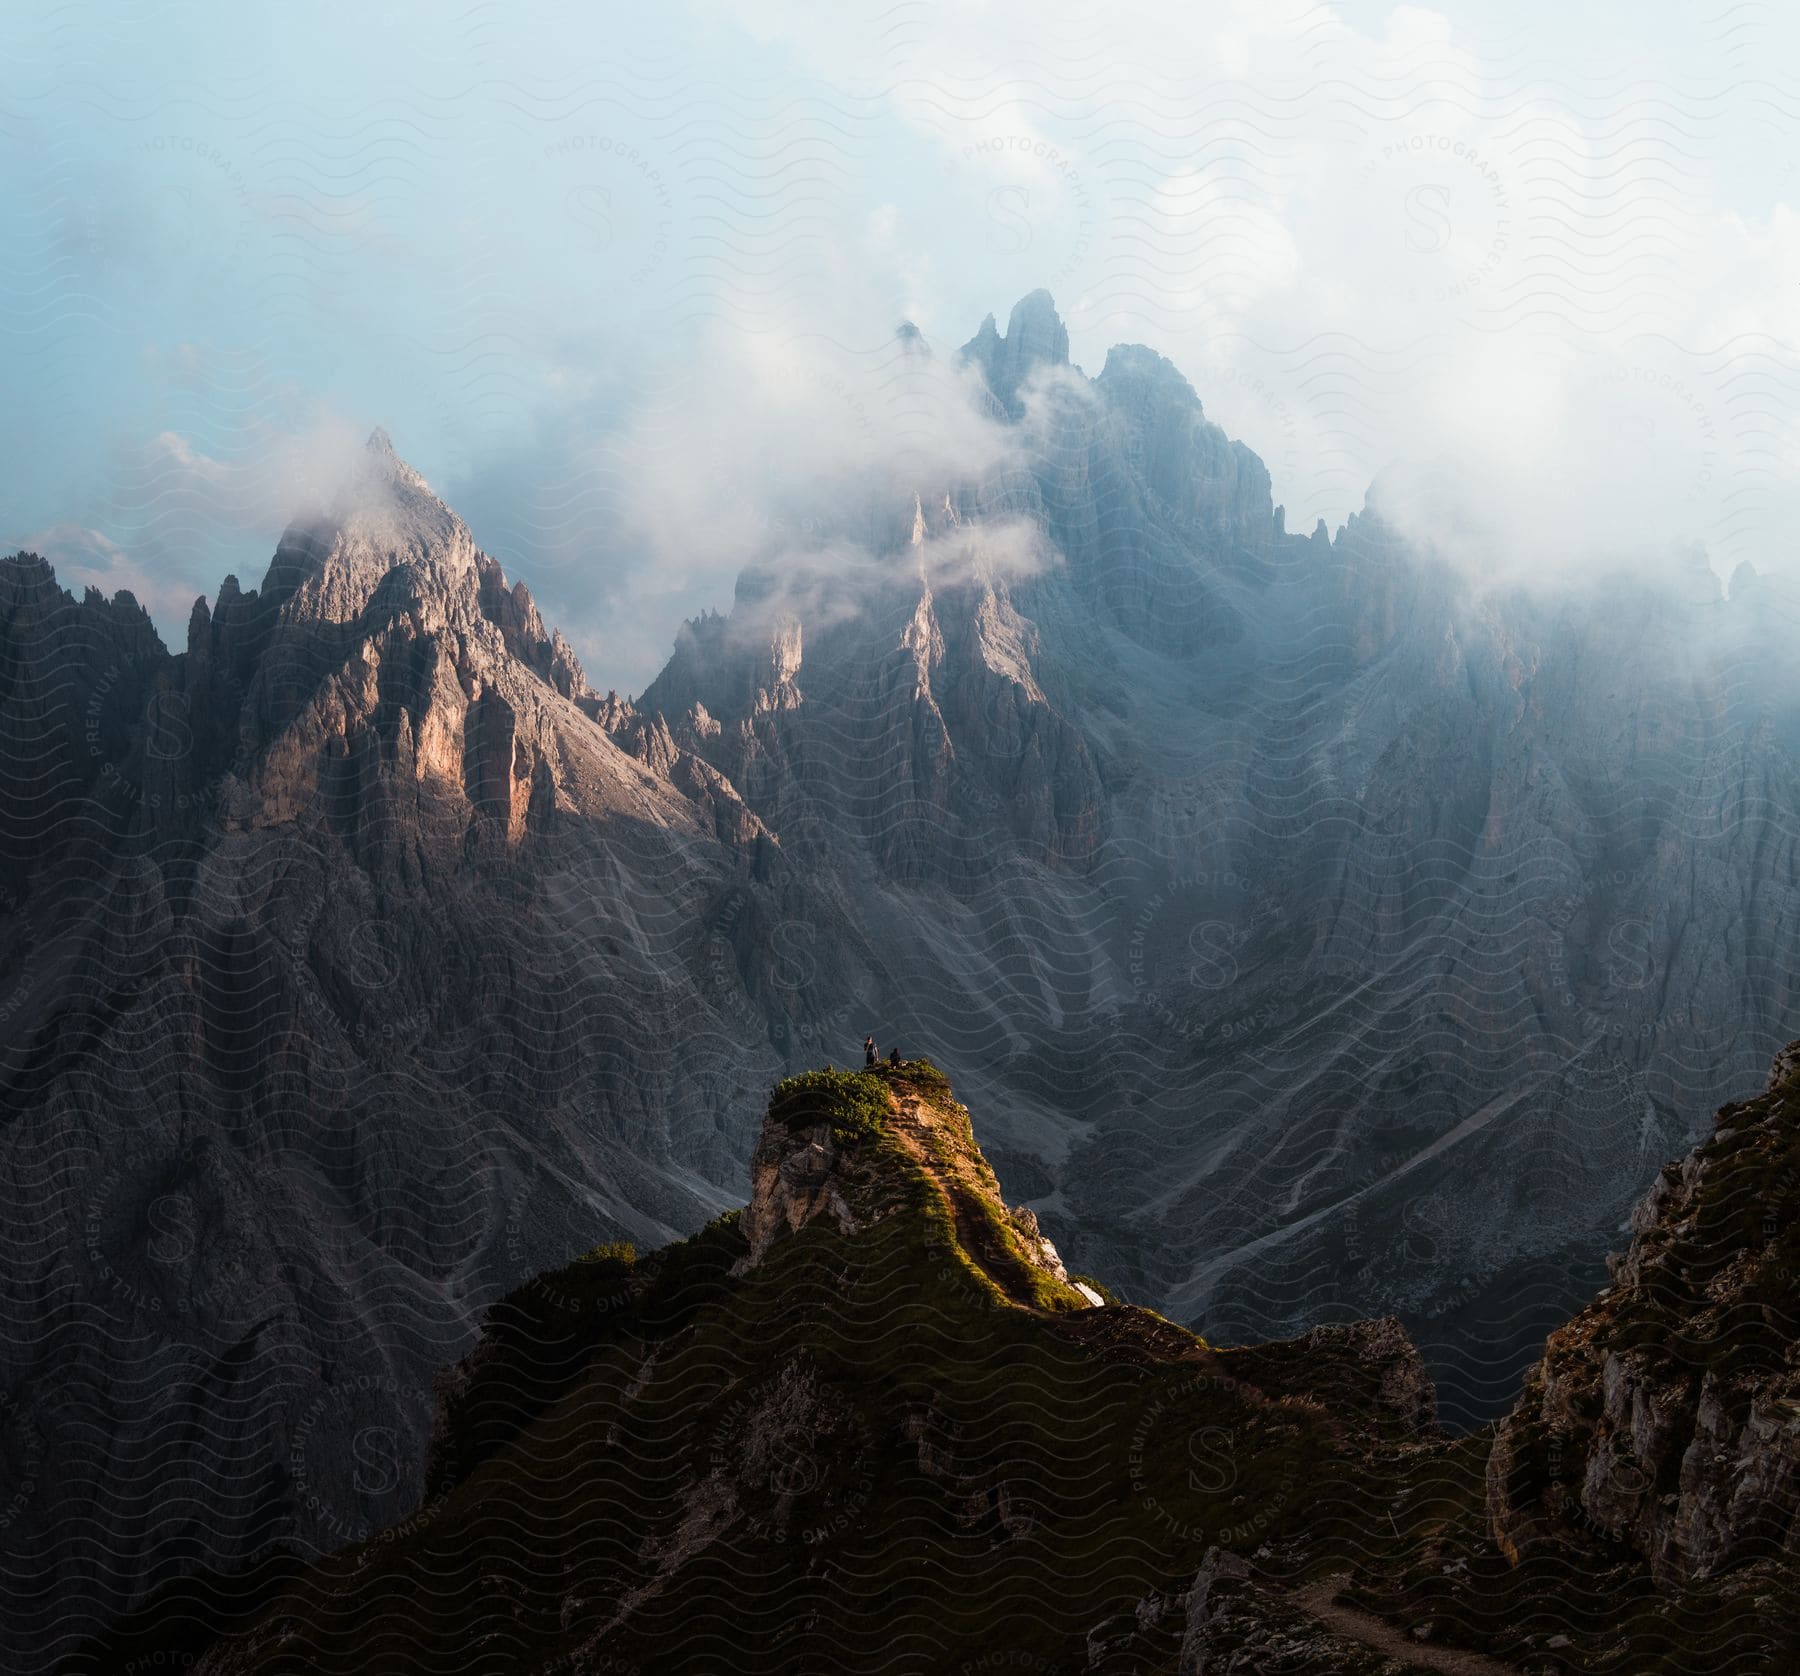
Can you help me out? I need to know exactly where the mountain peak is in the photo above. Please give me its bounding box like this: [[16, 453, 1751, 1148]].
[[959, 290, 1071, 415], [739, 1062, 1098, 1308], [360, 424, 433, 495], [260, 427, 470, 625], [1004, 288, 1069, 365], [1098, 341, 1196, 400]]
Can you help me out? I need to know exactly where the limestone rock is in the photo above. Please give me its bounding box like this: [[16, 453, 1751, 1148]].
[[1487, 1042, 1800, 1583], [739, 1121, 861, 1267]]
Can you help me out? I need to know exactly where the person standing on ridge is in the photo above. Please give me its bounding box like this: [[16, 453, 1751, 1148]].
[[864, 1036, 877, 1067], [888, 1046, 901, 1066]]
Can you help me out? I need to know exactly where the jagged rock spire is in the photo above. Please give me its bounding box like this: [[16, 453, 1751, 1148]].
[[959, 289, 1071, 415], [261, 428, 470, 625]]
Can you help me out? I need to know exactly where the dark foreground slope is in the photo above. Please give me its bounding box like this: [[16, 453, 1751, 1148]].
[[131, 1059, 1800, 1675], [129, 1064, 1442, 1675]]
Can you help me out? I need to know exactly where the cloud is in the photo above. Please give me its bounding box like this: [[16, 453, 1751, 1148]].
[[711, 509, 1055, 658], [121, 412, 367, 536], [4, 523, 203, 625], [706, 0, 1800, 595], [442, 301, 1045, 695], [610, 321, 1042, 655], [9, 405, 370, 653]]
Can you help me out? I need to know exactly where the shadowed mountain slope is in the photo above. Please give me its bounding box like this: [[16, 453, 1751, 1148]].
[[107, 1058, 1800, 1675], [171, 1064, 1452, 1675]]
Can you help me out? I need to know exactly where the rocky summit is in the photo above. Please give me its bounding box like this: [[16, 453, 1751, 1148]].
[[75, 1059, 1800, 1674], [111, 1064, 1448, 1674], [10, 295, 1800, 1668]]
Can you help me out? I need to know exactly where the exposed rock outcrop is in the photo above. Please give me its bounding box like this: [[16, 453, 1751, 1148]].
[[738, 1065, 1091, 1310], [739, 1115, 863, 1263], [1172, 1550, 1454, 1676], [959, 288, 1071, 417], [1487, 1040, 1800, 1584]]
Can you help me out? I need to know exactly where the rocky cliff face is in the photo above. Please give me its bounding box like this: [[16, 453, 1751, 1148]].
[[737, 1063, 1090, 1310], [1487, 1043, 1800, 1585]]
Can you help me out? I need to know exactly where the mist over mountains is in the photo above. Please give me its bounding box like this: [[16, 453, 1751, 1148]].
[[5, 292, 1800, 1669]]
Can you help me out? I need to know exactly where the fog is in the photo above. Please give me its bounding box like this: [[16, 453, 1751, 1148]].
[[5, 0, 1799, 687]]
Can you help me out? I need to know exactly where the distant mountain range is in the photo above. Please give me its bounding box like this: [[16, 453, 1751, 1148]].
[[6, 293, 1800, 1668]]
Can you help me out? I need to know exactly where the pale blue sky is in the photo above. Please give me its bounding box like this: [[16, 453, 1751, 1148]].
[[6, 0, 1800, 687]]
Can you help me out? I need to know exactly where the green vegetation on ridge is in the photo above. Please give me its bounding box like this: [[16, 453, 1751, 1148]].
[[130, 1060, 1800, 1676], [170, 1066, 1427, 1674]]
